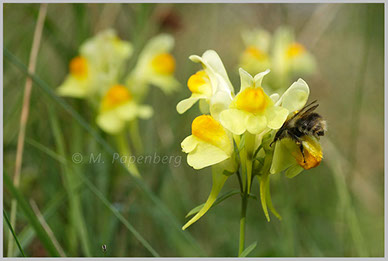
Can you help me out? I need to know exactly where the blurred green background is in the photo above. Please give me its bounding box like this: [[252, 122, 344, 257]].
[[3, 3, 384, 257]]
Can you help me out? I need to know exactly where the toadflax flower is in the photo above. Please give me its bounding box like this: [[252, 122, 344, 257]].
[[238, 27, 316, 92], [96, 84, 153, 134], [176, 50, 235, 119], [126, 34, 180, 97], [219, 69, 288, 136], [239, 29, 271, 75], [181, 114, 236, 230], [271, 27, 316, 81], [57, 29, 133, 98], [181, 114, 234, 170]]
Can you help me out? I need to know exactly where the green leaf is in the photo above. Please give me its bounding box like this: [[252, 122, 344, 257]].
[[239, 241, 257, 257], [185, 190, 240, 218], [4, 210, 25, 257]]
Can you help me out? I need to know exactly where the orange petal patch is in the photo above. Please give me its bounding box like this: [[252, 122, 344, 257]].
[[101, 84, 132, 111], [151, 53, 176, 75], [286, 43, 306, 58], [187, 70, 211, 96], [235, 87, 269, 114], [192, 115, 231, 153], [70, 56, 88, 80], [245, 46, 267, 61]]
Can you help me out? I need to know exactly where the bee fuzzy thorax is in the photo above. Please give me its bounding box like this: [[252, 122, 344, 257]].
[[271, 100, 326, 170]]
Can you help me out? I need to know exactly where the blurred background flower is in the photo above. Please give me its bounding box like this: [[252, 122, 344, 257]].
[[3, 3, 384, 258]]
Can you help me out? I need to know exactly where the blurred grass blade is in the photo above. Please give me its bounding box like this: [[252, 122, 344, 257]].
[[4, 210, 26, 257], [79, 174, 160, 257], [3, 48, 205, 255], [48, 107, 91, 256], [4, 172, 60, 257], [30, 200, 66, 257], [239, 241, 257, 257], [186, 190, 240, 218], [14, 185, 75, 257], [22, 136, 159, 257]]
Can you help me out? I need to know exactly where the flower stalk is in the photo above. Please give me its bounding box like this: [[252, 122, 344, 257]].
[[239, 192, 248, 256]]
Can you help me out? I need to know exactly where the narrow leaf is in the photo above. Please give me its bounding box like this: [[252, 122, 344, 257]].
[[185, 190, 240, 218], [4, 172, 60, 257], [239, 241, 257, 257], [4, 210, 26, 257]]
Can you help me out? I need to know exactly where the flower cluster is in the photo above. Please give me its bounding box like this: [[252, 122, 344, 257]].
[[57, 29, 179, 134], [178, 49, 323, 230], [239, 27, 316, 91]]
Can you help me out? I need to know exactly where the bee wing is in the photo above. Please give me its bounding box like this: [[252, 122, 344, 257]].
[[288, 100, 318, 121]]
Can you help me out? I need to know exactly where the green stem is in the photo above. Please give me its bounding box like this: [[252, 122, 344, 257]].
[[238, 194, 248, 256], [129, 119, 143, 154], [116, 131, 141, 178]]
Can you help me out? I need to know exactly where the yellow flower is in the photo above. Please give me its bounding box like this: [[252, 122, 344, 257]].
[[239, 29, 271, 75], [176, 50, 234, 119], [96, 84, 153, 134], [272, 27, 316, 78], [57, 56, 93, 98], [127, 34, 180, 95], [181, 115, 237, 230], [57, 29, 133, 98], [181, 115, 234, 170], [220, 69, 288, 135]]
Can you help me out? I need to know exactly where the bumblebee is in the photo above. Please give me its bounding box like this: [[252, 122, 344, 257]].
[[270, 100, 327, 163]]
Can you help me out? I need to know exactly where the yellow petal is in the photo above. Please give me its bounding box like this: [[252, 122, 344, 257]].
[[176, 95, 206, 114], [115, 102, 138, 121], [148, 74, 180, 94], [96, 111, 125, 134], [279, 78, 310, 113], [238, 68, 254, 92], [181, 135, 198, 153], [151, 53, 176, 75], [69, 56, 89, 80], [187, 140, 230, 169], [286, 42, 306, 58], [187, 70, 212, 96], [245, 114, 267, 134], [270, 138, 297, 174], [219, 109, 248, 135], [234, 87, 271, 114], [57, 75, 90, 98], [137, 105, 153, 119], [265, 106, 288, 129], [101, 85, 132, 112], [191, 115, 232, 155]]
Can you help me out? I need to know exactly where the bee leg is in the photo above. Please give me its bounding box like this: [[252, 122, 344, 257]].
[[289, 133, 306, 163], [297, 142, 306, 163]]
